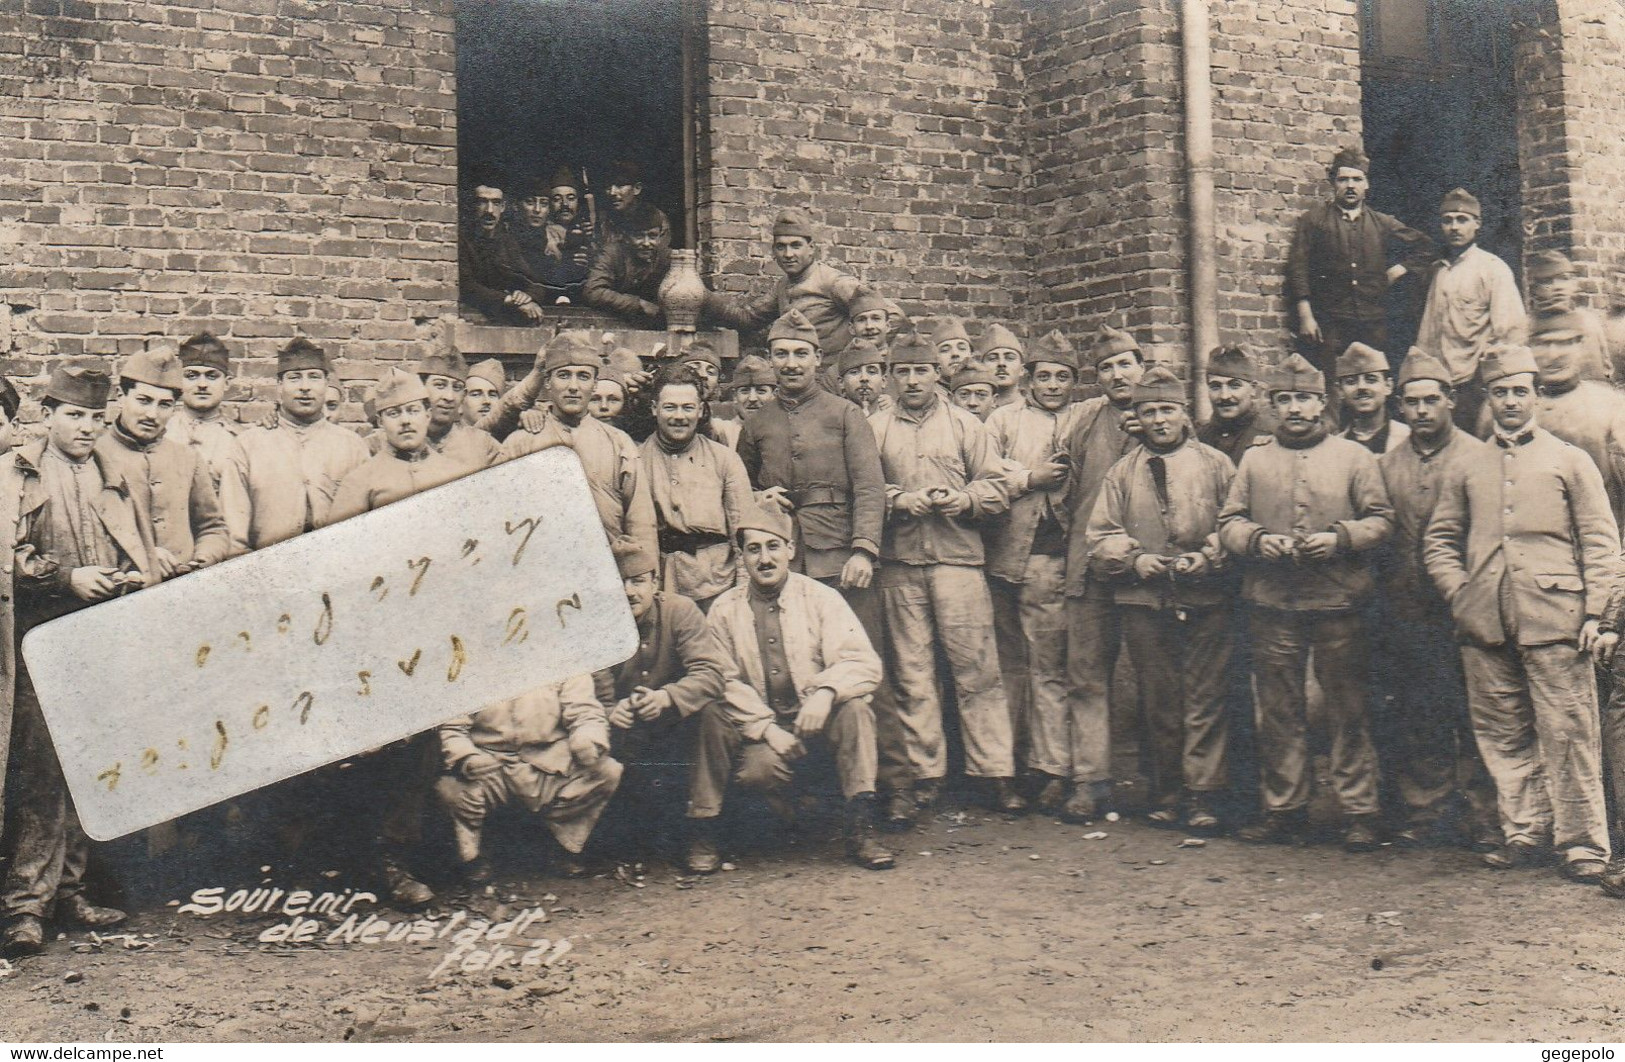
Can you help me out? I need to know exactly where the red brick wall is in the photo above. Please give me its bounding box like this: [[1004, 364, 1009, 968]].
[[0, 0, 459, 420]]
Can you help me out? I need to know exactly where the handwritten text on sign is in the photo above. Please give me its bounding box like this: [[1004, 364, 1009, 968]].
[[22, 448, 637, 841]]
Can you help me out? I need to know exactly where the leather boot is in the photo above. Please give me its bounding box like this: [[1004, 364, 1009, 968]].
[[1237, 809, 1309, 845], [379, 848, 436, 909], [989, 777, 1028, 814], [882, 787, 917, 830], [1, 914, 44, 957], [1342, 814, 1382, 853], [685, 818, 721, 874], [1060, 781, 1110, 824], [914, 779, 942, 810], [1600, 859, 1625, 898], [1033, 776, 1068, 814], [844, 795, 896, 870], [58, 893, 127, 928]]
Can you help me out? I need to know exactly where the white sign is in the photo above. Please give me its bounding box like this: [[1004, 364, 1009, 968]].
[[22, 448, 637, 841]]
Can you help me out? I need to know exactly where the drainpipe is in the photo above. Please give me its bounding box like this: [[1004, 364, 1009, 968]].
[[1181, 0, 1218, 425]]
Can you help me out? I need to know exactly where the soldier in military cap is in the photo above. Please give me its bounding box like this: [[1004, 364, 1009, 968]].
[[848, 290, 895, 357], [978, 324, 1026, 411], [96, 350, 230, 580], [948, 364, 998, 422], [1197, 344, 1276, 465], [1335, 342, 1409, 454], [583, 201, 674, 326], [1219, 353, 1393, 852], [169, 332, 252, 549], [1528, 250, 1612, 383], [726, 354, 777, 419], [463, 359, 506, 428], [931, 317, 975, 382], [835, 340, 889, 417], [404, 351, 501, 470], [602, 159, 647, 241], [2, 362, 158, 956], [709, 210, 871, 354], [545, 164, 599, 299]]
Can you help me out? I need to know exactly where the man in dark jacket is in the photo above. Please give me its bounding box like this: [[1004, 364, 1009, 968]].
[[458, 181, 545, 324], [1198, 344, 1276, 465]]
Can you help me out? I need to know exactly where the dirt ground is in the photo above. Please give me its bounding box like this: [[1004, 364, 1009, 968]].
[[4, 783, 1624, 1045]]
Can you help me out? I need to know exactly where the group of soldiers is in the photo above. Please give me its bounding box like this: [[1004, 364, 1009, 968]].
[[6, 144, 1625, 961]]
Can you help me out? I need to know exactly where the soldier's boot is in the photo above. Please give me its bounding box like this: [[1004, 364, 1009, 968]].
[[685, 818, 721, 875], [1341, 814, 1382, 853], [379, 847, 436, 910], [1600, 860, 1625, 898], [58, 893, 126, 928], [914, 779, 942, 811], [1237, 809, 1310, 845], [1033, 775, 1069, 814], [844, 796, 896, 871], [1060, 781, 1111, 825], [1185, 795, 1223, 835], [1, 914, 45, 958], [988, 777, 1028, 815], [882, 787, 917, 830]]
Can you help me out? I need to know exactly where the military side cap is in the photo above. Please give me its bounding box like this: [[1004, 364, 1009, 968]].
[[771, 209, 814, 239], [1479, 345, 1539, 385], [1396, 349, 1452, 389], [977, 323, 1023, 357], [549, 164, 582, 193], [468, 358, 507, 390], [178, 332, 231, 373], [543, 330, 602, 373], [372, 367, 430, 414], [930, 316, 971, 347], [47, 361, 112, 408], [1441, 187, 1481, 218], [1089, 324, 1140, 364], [1335, 342, 1391, 379], [119, 350, 184, 393], [848, 289, 888, 318], [1026, 329, 1078, 371], [836, 340, 885, 376], [417, 350, 469, 383], [1329, 146, 1369, 176], [949, 365, 996, 393], [1268, 352, 1327, 395], [768, 308, 820, 348], [278, 337, 331, 376], [1529, 250, 1575, 281], [681, 340, 722, 371], [613, 538, 659, 580], [1207, 344, 1257, 383], [730, 354, 777, 389], [0, 377, 19, 421], [1131, 364, 1187, 406], [604, 346, 643, 379], [735, 503, 794, 545], [887, 335, 939, 368]]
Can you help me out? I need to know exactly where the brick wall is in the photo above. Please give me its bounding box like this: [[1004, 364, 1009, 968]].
[[698, 0, 1032, 344], [1516, 0, 1625, 306], [0, 0, 459, 421]]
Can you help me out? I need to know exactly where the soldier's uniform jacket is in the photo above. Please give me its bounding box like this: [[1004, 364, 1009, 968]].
[[1473, 379, 1625, 534], [737, 388, 885, 580], [717, 261, 866, 354], [368, 421, 501, 471], [440, 674, 609, 782], [458, 222, 535, 320], [168, 411, 252, 550], [869, 395, 1010, 567], [1218, 430, 1393, 611], [1378, 426, 1487, 623], [706, 573, 881, 741], [602, 591, 727, 717], [583, 238, 671, 324], [1423, 425, 1623, 648], [1198, 407, 1278, 466], [983, 398, 1083, 583], [499, 409, 658, 557], [1062, 395, 1141, 596], [1086, 436, 1235, 610], [1340, 418, 1410, 455], [230, 413, 371, 552], [95, 422, 231, 571], [639, 433, 752, 602], [324, 445, 472, 527], [1285, 201, 1435, 323]]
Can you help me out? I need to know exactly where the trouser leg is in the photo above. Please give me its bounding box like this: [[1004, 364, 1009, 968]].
[[1121, 606, 1183, 808], [1181, 605, 1233, 795], [1522, 644, 1611, 863], [541, 757, 624, 854], [434, 769, 514, 864], [1461, 643, 1551, 846], [990, 577, 1030, 767], [928, 564, 1014, 778], [376, 731, 441, 848], [1604, 652, 1625, 836], [880, 563, 947, 782], [1016, 556, 1068, 779], [1389, 616, 1469, 826], [1224, 598, 1260, 812], [827, 575, 911, 793], [1063, 590, 1119, 785], [1312, 611, 1380, 816], [824, 697, 879, 799], [687, 703, 744, 819], [1, 674, 85, 919], [1249, 608, 1312, 814]]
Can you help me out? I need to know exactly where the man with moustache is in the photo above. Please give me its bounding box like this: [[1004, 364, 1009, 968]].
[[985, 330, 1082, 812], [1335, 343, 1409, 454], [167, 333, 252, 544], [1425, 346, 1620, 884], [687, 504, 894, 872], [584, 202, 674, 327], [403, 352, 500, 470], [95, 351, 230, 581], [544, 165, 598, 300], [836, 340, 890, 417], [459, 179, 544, 324], [230, 339, 370, 552], [1197, 345, 1276, 465], [640, 367, 753, 611], [871, 335, 1021, 813], [1088, 366, 1235, 832], [948, 364, 999, 422], [1503, 337, 1625, 533], [463, 359, 506, 429], [2, 363, 159, 956], [1376, 352, 1498, 851], [1058, 325, 1147, 821], [710, 211, 870, 355], [978, 324, 1026, 411], [500, 330, 657, 556], [1219, 353, 1393, 851], [601, 160, 647, 241], [463, 354, 553, 444]]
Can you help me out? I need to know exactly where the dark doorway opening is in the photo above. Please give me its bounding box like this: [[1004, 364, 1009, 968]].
[[1360, 0, 1522, 353], [455, 0, 691, 245]]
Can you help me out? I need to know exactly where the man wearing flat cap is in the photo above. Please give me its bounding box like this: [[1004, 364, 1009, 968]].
[[597, 538, 728, 859], [1417, 187, 1527, 429], [1286, 147, 1435, 378], [1198, 345, 1276, 465], [1377, 351, 1498, 851], [1334, 342, 1409, 455], [168, 333, 252, 548], [709, 210, 870, 354], [948, 364, 999, 422], [1056, 324, 1147, 822], [687, 504, 895, 872], [1528, 250, 1611, 383], [1219, 352, 1393, 852], [872, 335, 1021, 815], [2, 362, 159, 956], [500, 329, 658, 558], [1424, 345, 1621, 885], [370, 351, 501, 472], [985, 329, 1083, 812], [978, 323, 1026, 411], [1088, 365, 1236, 833], [835, 339, 889, 417], [229, 338, 370, 552], [96, 350, 230, 580]]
